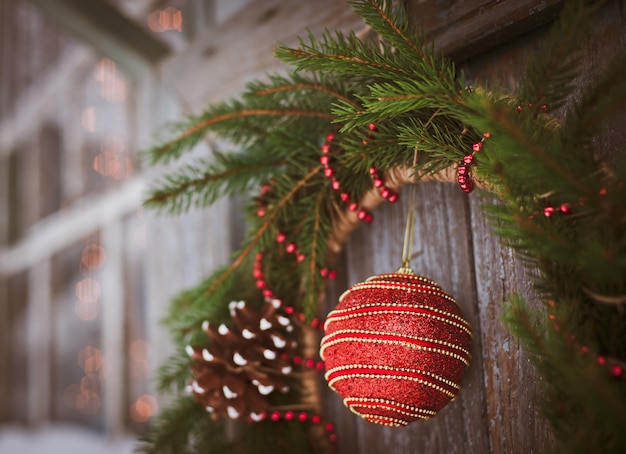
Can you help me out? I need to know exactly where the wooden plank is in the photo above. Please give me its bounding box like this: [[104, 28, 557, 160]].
[[468, 194, 553, 453], [26, 259, 52, 426], [27, 0, 170, 79], [160, 0, 365, 109], [323, 182, 490, 453], [407, 0, 564, 61], [101, 220, 126, 436]]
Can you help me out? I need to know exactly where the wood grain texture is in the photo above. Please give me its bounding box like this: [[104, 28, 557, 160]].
[[407, 0, 564, 61], [323, 183, 490, 454], [320, 2, 626, 452]]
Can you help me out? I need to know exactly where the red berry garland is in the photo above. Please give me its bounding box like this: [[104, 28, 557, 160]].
[[320, 127, 398, 224], [321, 270, 472, 427], [457, 132, 490, 193]]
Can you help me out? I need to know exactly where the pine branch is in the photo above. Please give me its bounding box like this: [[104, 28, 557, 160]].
[[301, 190, 330, 318], [149, 109, 333, 164], [144, 154, 285, 214], [136, 397, 229, 454], [276, 30, 416, 82], [156, 354, 193, 394], [203, 166, 323, 301]]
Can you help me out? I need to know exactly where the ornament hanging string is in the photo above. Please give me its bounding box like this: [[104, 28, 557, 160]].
[[399, 146, 420, 274]]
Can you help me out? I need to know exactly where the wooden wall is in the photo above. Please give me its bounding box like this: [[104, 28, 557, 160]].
[[319, 1, 626, 453]]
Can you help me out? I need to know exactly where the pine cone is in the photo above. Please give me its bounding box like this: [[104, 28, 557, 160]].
[[186, 298, 297, 421]]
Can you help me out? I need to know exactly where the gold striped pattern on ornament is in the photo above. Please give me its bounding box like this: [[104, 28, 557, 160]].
[[320, 329, 471, 366], [325, 363, 459, 397], [324, 302, 472, 337], [339, 282, 457, 306], [366, 273, 440, 287], [345, 396, 436, 422]]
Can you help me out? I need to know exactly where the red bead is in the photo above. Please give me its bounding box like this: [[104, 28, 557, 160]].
[[326, 133, 335, 142], [340, 192, 350, 202], [559, 203, 571, 214], [517, 105, 523, 112], [348, 202, 358, 211], [580, 346, 590, 354], [284, 306, 294, 315], [320, 268, 329, 277], [253, 269, 263, 279], [457, 165, 467, 175], [320, 155, 329, 166], [463, 154, 474, 164], [325, 423, 335, 432], [298, 412, 308, 422], [329, 434, 338, 443], [328, 270, 337, 280], [297, 254, 305, 262], [256, 280, 266, 289], [256, 208, 266, 217], [388, 193, 398, 203], [276, 232, 286, 243], [263, 289, 273, 298], [461, 181, 475, 193], [361, 139, 368, 145], [311, 415, 322, 424], [331, 179, 340, 190], [321, 143, 330, 153], [293, 356, 302, 365], [286, 243, 296, 253], [373, 178, 383, 188], [363, 213, 374, 224], [380, 188, 390, 198], [284, 411, 295, 421], [543, 206, 555, 217], [611, 366, 623, 378], [458, 175, 468, 184], [324, 167, 333, 178], [306, 359, 315, 369], [369, 167, 377, 175], [316, 361, 325, 371], [599, 188, 608, 196], [368, 123, 377, 131], [541, 104, 548, 111], [260, 184, 271, 195], [472, 142, 482, 152], [270, 411, 281, 421], [310, 318, 320, 328], [357, 209, 368, 220], [483, 132, 491, 138], [598, 356, 606, 365]]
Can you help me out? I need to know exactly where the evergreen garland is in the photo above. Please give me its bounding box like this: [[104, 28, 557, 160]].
[[138, 0, 626, 452]]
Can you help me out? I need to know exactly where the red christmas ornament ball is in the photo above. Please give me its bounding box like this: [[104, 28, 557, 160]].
[[320, 270, 472, 427]]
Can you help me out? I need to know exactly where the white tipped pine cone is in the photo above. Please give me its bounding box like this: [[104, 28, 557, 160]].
[[186, 299, 297, 420]]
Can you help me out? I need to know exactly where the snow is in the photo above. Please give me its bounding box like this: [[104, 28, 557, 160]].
[[0, 425, 137, 454]]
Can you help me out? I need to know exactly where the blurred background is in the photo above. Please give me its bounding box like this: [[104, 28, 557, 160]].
[[0, 0, 282, 451]]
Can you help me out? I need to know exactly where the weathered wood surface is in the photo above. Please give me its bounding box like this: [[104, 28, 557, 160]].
[[324, 183, 491, 454], [407, 0, 564, 61], [319, 1, 626, 453]]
